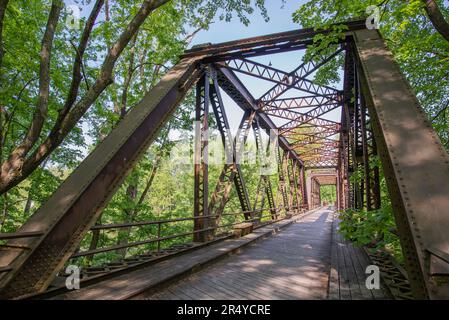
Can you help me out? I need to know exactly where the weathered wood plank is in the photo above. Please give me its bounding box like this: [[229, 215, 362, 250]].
[[334, 225, 352, 299], [328, 213, 340, 300], [222, 267, 312, 299], [142, 208, 334, 300], [346, 241, 376, 299], [340, 238, 365, 299]]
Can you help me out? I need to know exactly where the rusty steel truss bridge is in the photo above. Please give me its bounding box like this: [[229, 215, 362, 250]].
[[0, 19, 448, 300]]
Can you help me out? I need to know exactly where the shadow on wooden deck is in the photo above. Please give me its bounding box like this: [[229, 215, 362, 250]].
[[137, 207, 390, 300]]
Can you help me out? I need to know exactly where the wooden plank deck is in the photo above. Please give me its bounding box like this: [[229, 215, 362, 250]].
[[328, 213, 391, 300], [52, 214, 299, 300], [137, 207, 390, 300]]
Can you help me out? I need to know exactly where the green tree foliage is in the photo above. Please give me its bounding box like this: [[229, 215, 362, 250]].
[[320, 185, 336, 205]]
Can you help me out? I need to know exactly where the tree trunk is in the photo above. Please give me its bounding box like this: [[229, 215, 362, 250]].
[[86, 220, 101, 263], [115, 175, 139, 257], [115, 153, 162, 258], [0, 192, 8, 232], [0, 0, 171, 195], [0, 0, 9, 73], [423, 0, 449, 43]]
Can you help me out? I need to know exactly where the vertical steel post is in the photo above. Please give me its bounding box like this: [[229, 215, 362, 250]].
[[277, 147, 289, 215], [371, 133, 381, 210], [292, 161, 302, 213], [360, 99, 372, 211], [300, 166, 308, 210], [193, 72, 210, 242]]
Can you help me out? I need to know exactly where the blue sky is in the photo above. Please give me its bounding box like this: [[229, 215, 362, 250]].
[[189, 1, 306, 48]]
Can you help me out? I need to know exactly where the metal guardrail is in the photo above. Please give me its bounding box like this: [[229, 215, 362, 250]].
[[0, 231, 44, 240], [70, 206, 298, 260]]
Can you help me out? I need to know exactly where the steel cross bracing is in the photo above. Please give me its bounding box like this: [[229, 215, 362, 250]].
[[0, 20, 449, 300], [252, 117, 277, 219]]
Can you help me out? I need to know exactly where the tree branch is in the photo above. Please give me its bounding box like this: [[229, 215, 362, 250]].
[[184, 26, 203, 46], [0, 0, 62, 184], [0, 0, 9, 72], [120, 32, 138, 119], [0, 0, 171, 194], [422, 0, 449, 43], [62, 0, 104, 119], [68, 39, 91, 90], [432, 99, 449, 120]]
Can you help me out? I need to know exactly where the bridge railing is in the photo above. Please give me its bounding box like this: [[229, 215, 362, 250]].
[[66, 206, 298, 267]]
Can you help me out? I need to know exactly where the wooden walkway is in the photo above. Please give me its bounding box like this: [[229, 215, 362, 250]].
[[137, 207, 390, 300], [328, 213, 390, 299]]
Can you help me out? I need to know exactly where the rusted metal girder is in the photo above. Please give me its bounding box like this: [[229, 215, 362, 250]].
[[299, 166, 308, 210], [286, 154, 297, 213], [278, 149, 290, 214], [1, 19, 447, 301], [276, 104, 341, 131], [342, 44, 358, 209], [265, 95, 340, 111], [279, 118, 340, 136], [309, 177, 321, 208], [222, 58, 340, 100], [207, 75, 252, 230], [370, 129, 381, 210], [182, 19, 367, 61], [252, 117, 276, 219], [258, 48, 345, 105], [354, 29, 449, 299], [307, 170, 338, 208], [215, 66, 304, 166], [283, 126, 339, 140], [292, 160, 302, 213], [337, 103, 349, 210], [193, 72, 210, 242], [360, 89, 372, 211], [309, 174, 338, 186], [0, 56, 204, 299]]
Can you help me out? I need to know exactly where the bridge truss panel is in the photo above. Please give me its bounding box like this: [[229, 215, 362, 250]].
[[354, 29, 449, 299]]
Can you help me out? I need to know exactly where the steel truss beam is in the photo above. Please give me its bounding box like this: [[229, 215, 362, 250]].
[[308, 170, 338, 208], [288, 132, 339, 146], [258, 48, 345, 105], [252, 118, 277, 219], [215, 66, 304, 165], [265, 95, 340, 111], [289, 158, 302, 214], [195, 71, 253, 241], [268, 103, 341, 130], [299, 166, 308, 210], [279, 120, 340, 136], [208, 74, 252, 226], [278, 149, 290, 213], [354, 29, 449, 299], [182, 19, 366, 60], [222, 58, 340, 99]]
